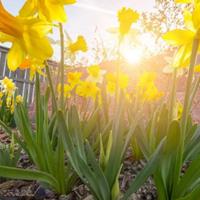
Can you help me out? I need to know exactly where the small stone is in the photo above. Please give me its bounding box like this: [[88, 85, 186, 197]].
[[34, 186, 46, 199], [146, 194, 153, 200]]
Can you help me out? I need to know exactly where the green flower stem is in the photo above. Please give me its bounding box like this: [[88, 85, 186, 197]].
[[181, 38, 199, 137], [168, 69, 177, 123], [188, 76, 200, 110], [59, 23, 65, 110], [45, 63, 58, 111], [115, 36, 123, 107]]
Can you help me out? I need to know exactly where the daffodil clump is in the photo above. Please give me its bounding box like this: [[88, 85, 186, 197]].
[[0, 77, 23, 113], [0, 77, 23, 127], [56, 64, 163, 109], [1, 0, 199, 199]]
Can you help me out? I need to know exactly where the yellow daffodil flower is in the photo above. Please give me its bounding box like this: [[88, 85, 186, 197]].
[[106, 82, 116, 95], [0, 77, 16, 96], [118, 7, 139, 37], [177, 101, 183, 119], [137, 72, 163, 102], [162, 4, 200, 68], [16, 95, 24, 104], [142, 82, 163, 102], [57, 83, 72, 98], [76, 81, 99, 99], [19, 58, 46, 81], [87, 65, 106, 83], [20, 0, 76, 22], [69, 35, 88, 54], [88, 65, 100, 78], [106, 72, 129, 94], [119, 73, 129, 89], [0, 91, 3, 99], [0, 2, 53, 71], [137, 72, 156, 89], [67, 71, 82, 88]]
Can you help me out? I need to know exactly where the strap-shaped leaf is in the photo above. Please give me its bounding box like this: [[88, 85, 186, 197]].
[[57, 111, 110, 200], [176, 185, 200, 200], [175, 153, 200, 197], [184, 126, 200, 161], [0, 166, 59, 192], [122, 137, 166, 200]]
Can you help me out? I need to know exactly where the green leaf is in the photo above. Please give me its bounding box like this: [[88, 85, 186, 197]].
[[122, 137, 166, 200], [163, 121, 182, 199], [0, 166, 59, 192], [176, 185, 200, 200], [175, 153, 200, 197], [184, 126, 200, 161], [68, 106, 86, 160]]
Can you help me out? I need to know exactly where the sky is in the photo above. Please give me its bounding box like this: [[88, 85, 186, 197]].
[[1, 0, 156, 61], [2, 0, 155, 39]]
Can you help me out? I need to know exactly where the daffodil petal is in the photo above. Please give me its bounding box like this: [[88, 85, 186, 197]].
[[192, 3, 200, 31], [7, 41, 25, 71], [173, 44, 192, 68], [23, 32, 53, 60], [162, 30, 194, 46], [46, 2, 67, 22], [0, 32, 14, 42], [19, 0, 37, 17], [184, 9, 195, 31], [194, 65, 200, 72], [30, 20, 52, 37]]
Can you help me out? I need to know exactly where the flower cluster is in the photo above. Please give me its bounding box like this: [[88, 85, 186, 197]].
[[56, 65, 163, 104], [0, 77, 23, 113], [137, 72, 163, 102]]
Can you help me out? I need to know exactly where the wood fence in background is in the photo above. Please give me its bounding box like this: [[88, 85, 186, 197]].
[[0, 46, 36, 103]]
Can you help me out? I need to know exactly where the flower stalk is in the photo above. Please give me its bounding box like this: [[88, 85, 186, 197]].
[[59, 23, 65, 110], [181, 38, 199, 137]]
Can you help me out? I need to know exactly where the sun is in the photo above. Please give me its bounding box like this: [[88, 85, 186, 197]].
[[120, 32, 157, 65], [121, 46, 143, 65]]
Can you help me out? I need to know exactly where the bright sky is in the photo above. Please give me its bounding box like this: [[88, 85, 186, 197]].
[[2, 0, 156, 62], [2, 0, 155, 39]]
